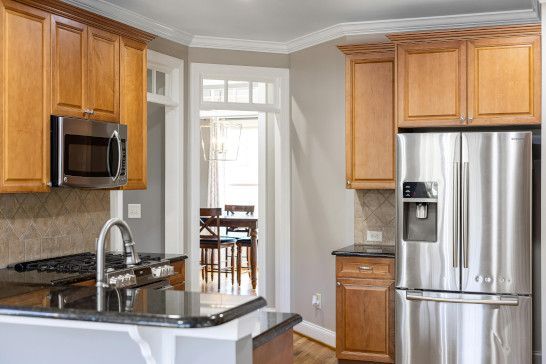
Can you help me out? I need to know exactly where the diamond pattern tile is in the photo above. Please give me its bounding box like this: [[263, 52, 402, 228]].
[[355, 190, 396, 246], [0, 190, 110, 265]]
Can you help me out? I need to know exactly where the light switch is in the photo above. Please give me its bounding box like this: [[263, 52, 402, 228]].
[[128, 204, 141, 219]]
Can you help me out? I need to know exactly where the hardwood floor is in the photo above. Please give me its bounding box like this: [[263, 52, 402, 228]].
[[200, 269, 257, 295], [293, 333, 337, 364]]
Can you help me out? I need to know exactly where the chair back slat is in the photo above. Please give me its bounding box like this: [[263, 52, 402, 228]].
[[200, 208, 222, 240], [225, 205, 254, 215]]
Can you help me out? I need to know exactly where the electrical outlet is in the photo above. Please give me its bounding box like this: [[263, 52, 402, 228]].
[[128, 204, 141, 219], [312, 293, 322, 309], [367, 230, 383, 242]]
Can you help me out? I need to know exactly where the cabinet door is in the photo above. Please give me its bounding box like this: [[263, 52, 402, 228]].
[[346, 55, 394, 189], [0, 1, 50, 192], [51, 15, 87, 118], [120, 37, 147, 189], [467, 36, 541, 125], [397, 41, 467, 127], [88, 27, 119, 122], [336, 278, 395, 363]]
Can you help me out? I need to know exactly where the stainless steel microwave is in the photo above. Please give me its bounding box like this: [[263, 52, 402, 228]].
[[51, 116, 127, 188]]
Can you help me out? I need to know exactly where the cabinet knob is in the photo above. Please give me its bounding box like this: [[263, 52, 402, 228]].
[[460, 116, 466, 122], [84, 108, 95, 115], [346, 179, 351, 186], [336, 282, 341, 286]]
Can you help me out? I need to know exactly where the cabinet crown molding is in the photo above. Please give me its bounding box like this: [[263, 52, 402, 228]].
[[337, 43, 395, 55], [7, 0, 155, 43], [387, 23, 540, 43]]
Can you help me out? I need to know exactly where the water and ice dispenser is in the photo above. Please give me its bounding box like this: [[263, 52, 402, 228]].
[[402, 182, 438, 242]]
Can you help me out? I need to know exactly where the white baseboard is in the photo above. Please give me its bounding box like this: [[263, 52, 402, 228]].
[[294, 320, 336, 348]]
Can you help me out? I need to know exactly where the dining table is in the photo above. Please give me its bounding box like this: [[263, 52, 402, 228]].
[[205, 213, 258, 289]]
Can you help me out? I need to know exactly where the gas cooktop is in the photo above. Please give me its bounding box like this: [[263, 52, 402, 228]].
[[11, 252, 164, 274]]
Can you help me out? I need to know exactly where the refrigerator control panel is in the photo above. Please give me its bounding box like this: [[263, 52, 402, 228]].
[[402, 182, 438, 199]]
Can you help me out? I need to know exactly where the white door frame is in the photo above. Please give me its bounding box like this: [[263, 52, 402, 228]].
[[110, 50, 185, 256], [189, 63, 291, 311]]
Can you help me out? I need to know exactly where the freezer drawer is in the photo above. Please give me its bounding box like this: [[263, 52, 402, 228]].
[[396, 290, 532, 364]]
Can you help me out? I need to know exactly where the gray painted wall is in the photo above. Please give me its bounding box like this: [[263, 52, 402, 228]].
[[289, 39, 354, 331], [146, 37, 354, 331], [124, 103, 166, 253]]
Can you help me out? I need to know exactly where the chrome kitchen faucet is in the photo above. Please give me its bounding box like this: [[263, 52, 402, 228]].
[[96, 218, 141, 288]]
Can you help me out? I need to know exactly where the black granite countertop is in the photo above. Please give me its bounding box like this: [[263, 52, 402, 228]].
[[0, 252, 188, 286], [252, 311, 302, 348], [332, 244, 395, 258], [0, 283, 265, 329]]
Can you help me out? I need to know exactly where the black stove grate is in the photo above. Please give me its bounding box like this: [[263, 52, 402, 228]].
[[13, 252, 162, 273]]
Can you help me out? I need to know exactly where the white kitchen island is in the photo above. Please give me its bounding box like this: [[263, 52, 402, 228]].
[[0, 284, 266, 364]]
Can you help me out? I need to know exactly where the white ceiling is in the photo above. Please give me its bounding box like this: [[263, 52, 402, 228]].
[[65, 0, 539, 53]]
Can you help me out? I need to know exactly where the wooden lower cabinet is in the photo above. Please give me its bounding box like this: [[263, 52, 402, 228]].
[[336, 257, 395, 363], [0, 289, 50, 307], [168, 260, 185, 290], [253, 330, 294, 364]]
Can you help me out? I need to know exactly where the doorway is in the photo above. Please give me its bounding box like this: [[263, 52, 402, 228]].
[[189, 63, 290, 310]]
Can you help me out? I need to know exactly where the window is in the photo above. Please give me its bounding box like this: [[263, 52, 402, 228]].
[[201, 77, 277, 108]]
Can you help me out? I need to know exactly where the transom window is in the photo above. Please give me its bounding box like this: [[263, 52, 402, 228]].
[[201, 76, 278, 111]]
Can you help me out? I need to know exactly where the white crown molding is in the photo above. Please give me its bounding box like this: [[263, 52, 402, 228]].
[[61, 0, 193, 44], [189, 35, 288, 53], [287, 7, 540, 53], [63, 0, 539, 54]]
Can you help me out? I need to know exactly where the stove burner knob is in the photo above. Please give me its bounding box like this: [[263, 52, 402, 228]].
[[152, 267, 162, 278], [165, 265, 175, 275]]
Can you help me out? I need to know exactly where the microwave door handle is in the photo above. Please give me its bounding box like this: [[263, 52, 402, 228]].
[[106, 135, 113, 178], [111, 130, 122, 181]]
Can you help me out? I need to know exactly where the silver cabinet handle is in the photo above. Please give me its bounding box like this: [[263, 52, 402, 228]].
[[462, 162, 469, 268], [406, 293, 518, 306], [453, 162, 460, 268], [358, 265, 372, 271]]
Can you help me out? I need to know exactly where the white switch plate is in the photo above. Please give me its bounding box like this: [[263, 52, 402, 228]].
[[128, 204, 141, 219], [367, 230, 383, 242]]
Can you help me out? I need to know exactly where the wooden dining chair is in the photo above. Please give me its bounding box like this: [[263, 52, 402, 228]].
[[200, 208, 237, 290], [235, 237, 257, 287], [225, 205, 255, 236]]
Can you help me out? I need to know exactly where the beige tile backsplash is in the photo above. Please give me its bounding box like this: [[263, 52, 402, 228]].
[[0, 189, 110, 267], [355, 190, 395, 246]]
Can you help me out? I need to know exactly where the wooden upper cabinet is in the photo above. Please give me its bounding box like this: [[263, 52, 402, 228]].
[[88, 26, 120, 122], [340, 44, 395, 190], [51, 15, 87, 118], [389, 24, 541, 128], [0, 0, 50, 192], [121, 37, 147, 190], [467, 36, 541, 125], [397, 41, 467, 127]]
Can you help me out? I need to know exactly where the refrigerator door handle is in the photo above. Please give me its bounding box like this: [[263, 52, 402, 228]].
[[406, 292, 519, 306], [462, 162, 469, 268], [453, 162, 460, 268]]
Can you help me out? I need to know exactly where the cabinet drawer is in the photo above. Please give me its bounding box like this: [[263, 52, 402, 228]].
[[336, 256, 394, 280]]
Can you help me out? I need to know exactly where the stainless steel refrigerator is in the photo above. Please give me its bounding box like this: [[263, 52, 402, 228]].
[[396, 132, 532, 364]]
